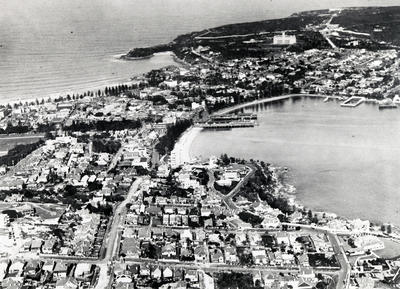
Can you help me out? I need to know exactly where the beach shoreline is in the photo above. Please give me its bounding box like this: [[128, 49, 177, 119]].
[[212, 93, 344, 115], [187, 97, 399, 234], [172, 126, 203, 165], [0, 52, 182, 107]]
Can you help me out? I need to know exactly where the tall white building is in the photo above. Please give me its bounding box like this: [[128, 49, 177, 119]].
[[273, 32, 297, 45]]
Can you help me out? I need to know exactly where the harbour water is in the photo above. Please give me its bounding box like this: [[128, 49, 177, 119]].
[[1, 0, 399, 103], [190, 97, 400, 226]]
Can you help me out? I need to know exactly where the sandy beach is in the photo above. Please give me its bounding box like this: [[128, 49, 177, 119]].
[[172, 126, 203, 165], [0, 52, 181, 107]]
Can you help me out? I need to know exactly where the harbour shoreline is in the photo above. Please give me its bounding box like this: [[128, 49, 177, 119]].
[[212, 93, 342, 115], [172, 126, 203, 165], [182, 96, 398, 236]]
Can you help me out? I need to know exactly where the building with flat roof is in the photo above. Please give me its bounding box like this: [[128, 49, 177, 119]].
[[273, 32, 296, 45]]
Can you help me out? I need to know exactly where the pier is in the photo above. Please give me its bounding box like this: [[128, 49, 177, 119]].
[[195, 121, 256, 129], [340, 96, 365, 107], [210, 113, 257, 122]]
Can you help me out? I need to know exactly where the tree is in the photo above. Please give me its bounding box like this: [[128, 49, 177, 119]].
[[63, 185, 77, 197]]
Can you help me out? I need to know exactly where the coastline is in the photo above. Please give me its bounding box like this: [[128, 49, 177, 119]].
[[0, 78, 138, 107], [0, 52, 182, 107], [172, 126, 203, 165], [212, 93, 342, 115], [185, 96, 398, 234], [121, 50, 192, 70]]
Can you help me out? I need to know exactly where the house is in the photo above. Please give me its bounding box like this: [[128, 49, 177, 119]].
[[204, 218, 213, 228], [115, 282, 135, 289], [298, 280, 313, 289], [194, 230, 206, 242], [194, 245, 207, 262], [185, 270, 198, 282], [235, 232, 247, 246], [151, 266, 162, 279], [53, 263, 69, 279], [8, 261, 24, 276], [30, 239, 43, 252], [0, 261, 8, 281], [59, 247, 72, 256], [23, 260, 41, 278], [299, 267, 316, 284], [146, 206, 162, 216], [224, 246, 237, 264], [126, 264, 139, 277], [74, 263, 92, 279], [180, 247, 193, 260], [201, 272, 215, 289], [163, 267, 173, 279], [161, 243, 177, 259], [210, 248, 224, 263], [139, 265, 150, 277], [248, 233, 262, 246], [42, 260, 54, 272], [121, 238, 140, 258], [297, 254, 310, 267], [2, 277, 23, 289], [55, 277, 79, 289], [252, 249, 268, 265], [276, 232, 290, 245], [42, 239, 57, 254], [22, 240, 31, 252], [180, 229, 193, 241]]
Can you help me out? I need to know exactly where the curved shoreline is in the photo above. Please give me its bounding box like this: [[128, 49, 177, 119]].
[[171, 126, 203, 165], [212, 93, 340, 115], [0, 52, 181, 107], [182, 96, 398, 233]]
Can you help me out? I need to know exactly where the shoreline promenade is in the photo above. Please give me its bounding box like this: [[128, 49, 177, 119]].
[[212, 93, 338, 116]]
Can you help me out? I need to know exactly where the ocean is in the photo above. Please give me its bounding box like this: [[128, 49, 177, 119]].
[[1, 0, 399, 103], [190, 97, 400, 225]]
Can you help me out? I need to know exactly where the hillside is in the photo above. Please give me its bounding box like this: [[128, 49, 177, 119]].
[[124, 6, 400, 60]]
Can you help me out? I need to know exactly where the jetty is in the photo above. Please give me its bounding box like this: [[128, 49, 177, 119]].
[[210, 113, 257, 122], [195, 121, 256, 129], [340, 96, 365, 107]]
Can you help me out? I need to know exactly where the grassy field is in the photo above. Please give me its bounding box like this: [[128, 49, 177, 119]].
[[0, 134, 44, 156], [332, 6, 400, 46]]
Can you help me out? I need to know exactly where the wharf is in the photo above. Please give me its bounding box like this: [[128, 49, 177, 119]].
[[211, 113, 257, 122], [195, 121, 256, 129]]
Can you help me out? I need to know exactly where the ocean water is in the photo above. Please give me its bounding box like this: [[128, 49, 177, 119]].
[[190, 97, 400, 225], [1, 0, 399, 103]]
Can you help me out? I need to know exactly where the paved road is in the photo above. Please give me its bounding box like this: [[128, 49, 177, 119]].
[[281, 222, 350, 289], [105, 177, 143, 261], [122, 258, 338, 276], [0, 134, 45, 140], [207, 165, 255, 213], [328, 233, 350, 289], [107, 146, 124, 173], [95, 177, 143, 289]]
